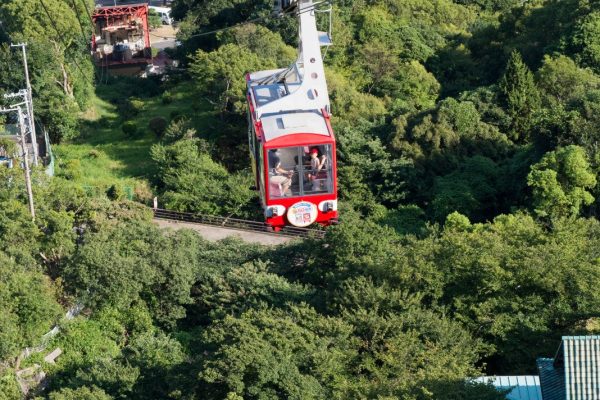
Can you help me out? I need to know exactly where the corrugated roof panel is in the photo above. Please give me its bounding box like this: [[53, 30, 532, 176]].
[[562, 336, 600, 400], [474, 376, 542, 400], [538, 357, 565, 400]]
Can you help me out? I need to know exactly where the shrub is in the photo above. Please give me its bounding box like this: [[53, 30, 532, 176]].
[[129, 98, 144, 114], [162, 90, 173, 104], [60, 159, 82, 181], [122, 121, 138, 137], [164, 118, 196, 142], [148, 117, 168, 138], [106, 184, 125, 200], [148, 9, 162, 29], [87, 149, 102, 159], [0, 138, 17, 157], [134, 181, 153, 203], [118, 98, 144, 119]]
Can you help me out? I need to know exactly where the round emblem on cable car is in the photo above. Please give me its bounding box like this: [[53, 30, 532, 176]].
[[287, 201, 318, 227]]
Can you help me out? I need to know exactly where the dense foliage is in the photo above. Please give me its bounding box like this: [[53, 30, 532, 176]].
[[0, 0, 95, 143], [3, 0, 600, 399]]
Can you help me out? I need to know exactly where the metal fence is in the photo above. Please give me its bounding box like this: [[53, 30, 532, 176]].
[[153, 208, 326, 239], [43, 127, 54, 176]]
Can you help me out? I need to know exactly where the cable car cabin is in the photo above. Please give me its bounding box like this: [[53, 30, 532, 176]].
[[246, 0, 336, 229], [247, 98, 337, 229]]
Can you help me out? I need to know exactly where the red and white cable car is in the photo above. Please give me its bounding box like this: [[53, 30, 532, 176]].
[[246, 0, 337, 229]]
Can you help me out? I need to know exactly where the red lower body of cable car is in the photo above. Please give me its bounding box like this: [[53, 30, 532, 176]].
[[249, 127, 338, 229]]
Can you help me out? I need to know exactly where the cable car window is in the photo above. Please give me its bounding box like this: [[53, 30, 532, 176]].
[[268, 147, 298, 197], [268, 145, 333, 198], [258, 144, 265, 200], [301, 145, 333, 195]]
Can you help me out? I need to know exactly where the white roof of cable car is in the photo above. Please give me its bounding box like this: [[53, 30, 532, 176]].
[[261, 110, 329, 142]]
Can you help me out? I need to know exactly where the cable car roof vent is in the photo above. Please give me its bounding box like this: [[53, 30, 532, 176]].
[[276, 114, 307, 130]]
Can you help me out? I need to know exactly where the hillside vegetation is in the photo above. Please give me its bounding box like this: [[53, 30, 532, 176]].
[[1, 0, 600, 399]]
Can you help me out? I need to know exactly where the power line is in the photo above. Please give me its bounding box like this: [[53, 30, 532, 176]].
[[68, 0, 91, 46], [180, 1, 330, 41], [38, 0, 92, 82], [68, 0, 107, 85], [78, 0, 93, 25], [73, 0, 108, 85]]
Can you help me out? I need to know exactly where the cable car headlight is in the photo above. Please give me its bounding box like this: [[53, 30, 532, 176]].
[[318, 200, 337, 213], [266, 205, 286, 218]]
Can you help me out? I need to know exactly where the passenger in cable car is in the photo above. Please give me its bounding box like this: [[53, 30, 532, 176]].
[[307, 147, 328, 191], [308, 147, 327, 176], [268, 149, 293, 197]]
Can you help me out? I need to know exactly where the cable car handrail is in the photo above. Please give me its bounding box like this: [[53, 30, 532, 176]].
[[153, 208, 325, 239]]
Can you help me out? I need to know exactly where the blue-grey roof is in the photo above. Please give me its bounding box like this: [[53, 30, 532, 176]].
[[561, 336, 600, 399], [537, 336, 600, 400], [537, 357, 565, 400], [474, 376, 542, 400]]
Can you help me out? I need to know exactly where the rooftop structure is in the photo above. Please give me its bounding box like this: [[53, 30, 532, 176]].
[[91, 4, 151, 67], [474, 376, 542, 400], [538, 336, 600, 400], [479, 336, 600, 400]]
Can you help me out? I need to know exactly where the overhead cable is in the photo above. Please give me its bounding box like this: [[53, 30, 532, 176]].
[[38, 0, 92, 81], [181, 1, 331, 40]]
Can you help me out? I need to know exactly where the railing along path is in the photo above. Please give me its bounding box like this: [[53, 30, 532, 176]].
[[153, 208, 326, 239]]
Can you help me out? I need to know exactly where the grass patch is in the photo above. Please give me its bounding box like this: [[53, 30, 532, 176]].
[[54, 79, 217, 198]]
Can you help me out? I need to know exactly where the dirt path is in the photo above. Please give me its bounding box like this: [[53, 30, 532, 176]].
[[153, 219, 294, 245]]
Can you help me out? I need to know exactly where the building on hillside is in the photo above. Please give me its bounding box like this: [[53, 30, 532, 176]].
[[92, 4, 152, 73], [537, 336, 600, 400], [477, 336, 600, 399]]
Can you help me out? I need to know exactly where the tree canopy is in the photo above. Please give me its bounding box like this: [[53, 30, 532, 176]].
[[2, 0, 600, 399]]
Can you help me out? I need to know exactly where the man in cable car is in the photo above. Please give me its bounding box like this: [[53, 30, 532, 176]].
[[268, 148, 293, 197]]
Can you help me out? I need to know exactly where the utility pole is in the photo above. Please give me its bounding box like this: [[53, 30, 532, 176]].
[[10, 43, 39, 166], [0, 106, 36, 220], [17, 106, 36, 220]]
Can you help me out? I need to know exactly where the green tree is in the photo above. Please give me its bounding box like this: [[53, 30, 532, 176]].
[[64, 222, 155, 310], [389, 61, 440, 115], [527, 145, 596, 218], [0, 0, 94, 142], [0, 254, 62, 360], [189, 44, 267, 113], [435, 213, 600, 372], [573, 11, 600, 72], [335, 119, 410, 209], [217, 24, 295, 66], [151, 138, 255, 217], [48, 386, 113, 400], [536, 55, 600, 108], [198, 305, 357, 399], [430, 156, 500, 221], [499, 50, 541, 142]]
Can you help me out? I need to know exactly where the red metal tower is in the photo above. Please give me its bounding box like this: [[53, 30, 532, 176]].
[[92, 4, 151, 67]]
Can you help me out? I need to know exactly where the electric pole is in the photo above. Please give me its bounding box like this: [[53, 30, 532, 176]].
[[0, 105, 36, 221], [11, 43, 39, 166], [17, 106, 36, 220]]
